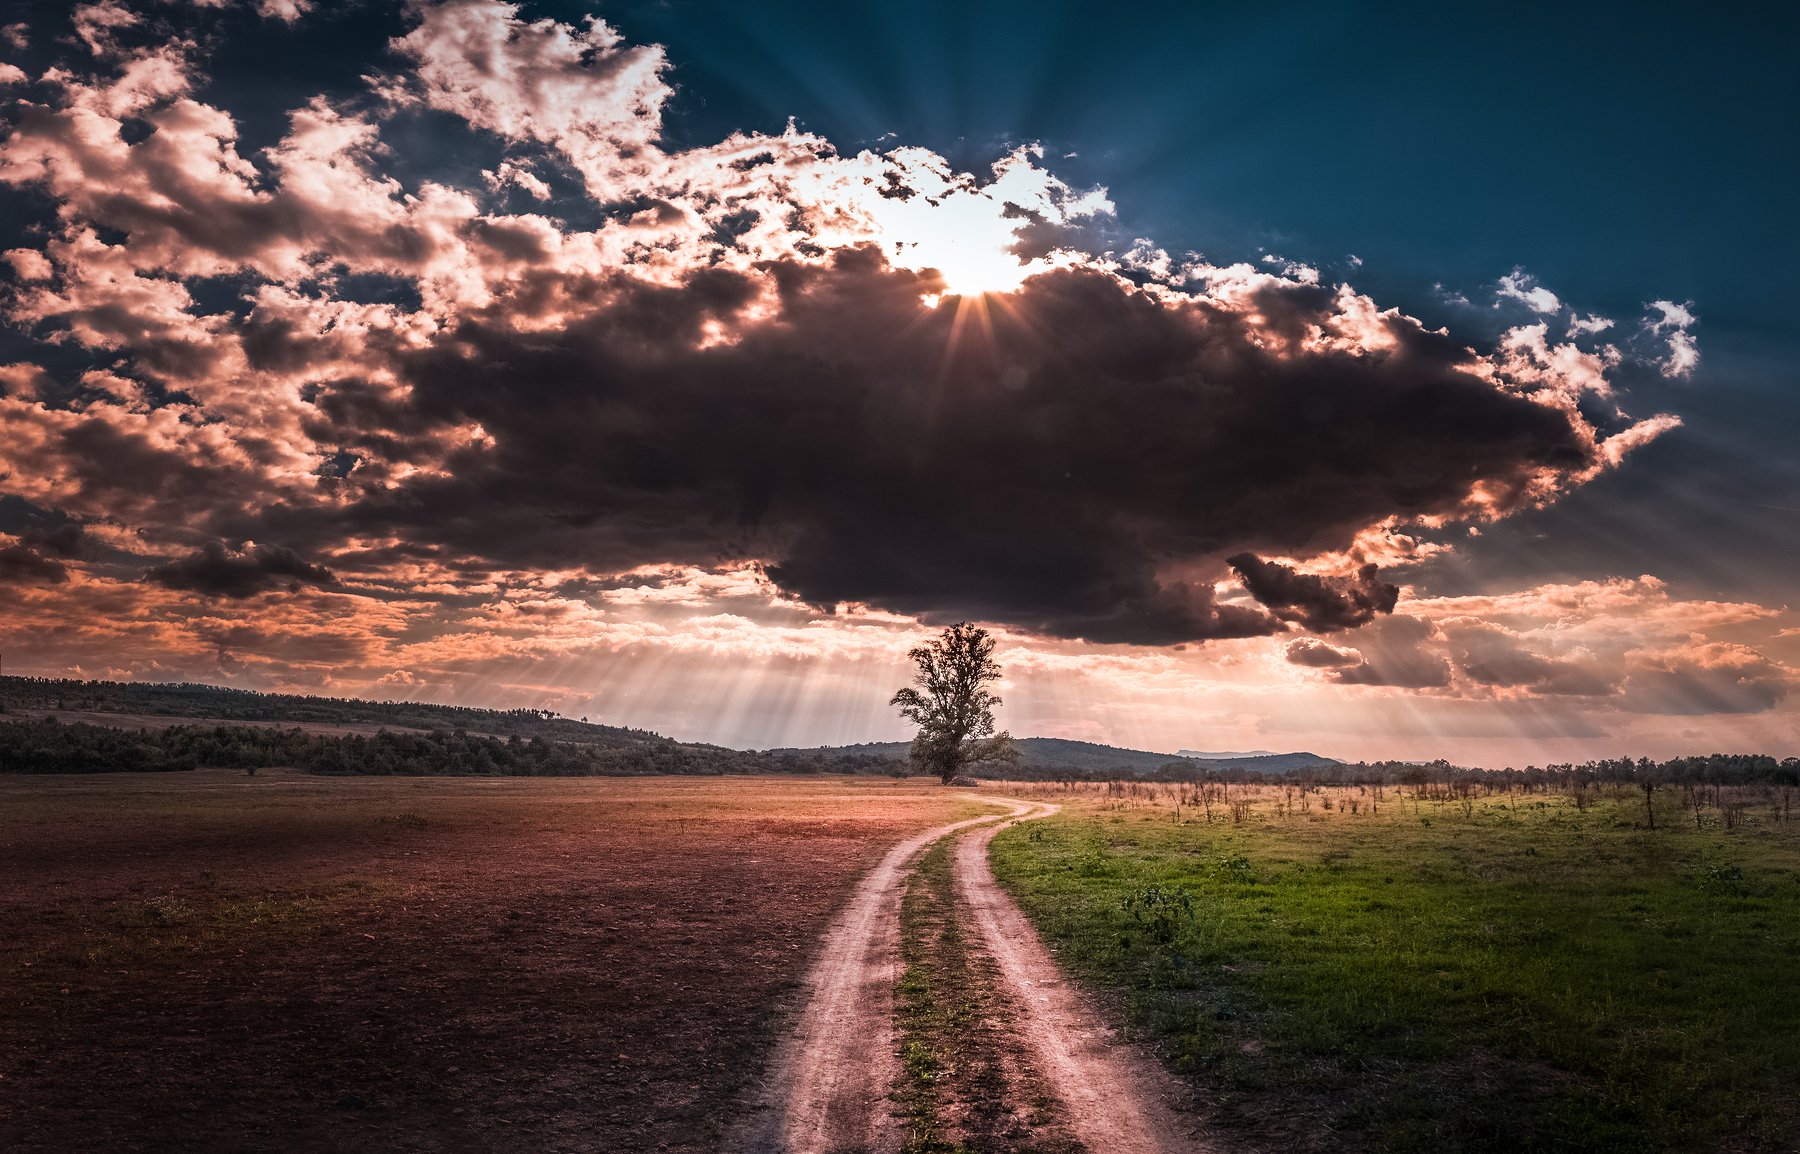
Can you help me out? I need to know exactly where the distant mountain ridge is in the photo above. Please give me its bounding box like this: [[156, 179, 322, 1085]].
[[776, 736, 1339, 774], [1, 675, 1339, 776]]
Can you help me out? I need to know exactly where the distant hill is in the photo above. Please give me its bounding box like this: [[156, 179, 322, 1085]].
[[0, 676, 666, 748], [0, 675, 1339, 778], [1194, 751, 1342, 773], [0, 676, 912, 777], [779, 737, 1192, 774], [1178, 748, 1276, 759], [776, 736, 1340, 775]]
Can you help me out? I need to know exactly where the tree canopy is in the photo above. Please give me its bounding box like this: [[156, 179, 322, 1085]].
[[890, 623, 1017, 784]]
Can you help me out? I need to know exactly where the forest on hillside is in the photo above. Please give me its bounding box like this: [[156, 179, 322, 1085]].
[[0, 716, 895, 776], [0, 676, 658, 747]]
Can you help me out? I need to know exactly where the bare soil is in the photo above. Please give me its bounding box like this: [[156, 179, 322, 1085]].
[[0, 771, 981, 1154]]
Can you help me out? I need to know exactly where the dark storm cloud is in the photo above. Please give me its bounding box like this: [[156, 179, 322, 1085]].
[[0, 0, 1690, 676], [0, 522, 84, 585], [0, 543, 67, 584], [1227, 555, 1399, 633], [21, 522, 86, 558], [267, 252, 1605, 643], [144, 540, 336, 599]]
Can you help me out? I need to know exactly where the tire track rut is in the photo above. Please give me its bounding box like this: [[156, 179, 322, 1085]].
[[734, 799, 1033, 1154], [954, 804, 1214, 1154], [735, 796, 1214, 1153]]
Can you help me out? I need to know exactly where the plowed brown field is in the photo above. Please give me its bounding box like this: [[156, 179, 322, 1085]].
[[0, 771, 987, 1153]]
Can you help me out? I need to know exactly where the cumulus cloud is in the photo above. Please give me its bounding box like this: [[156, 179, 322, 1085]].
[[0, 0, 1690, 653], [1285, 637, 1361, 668], [1645, 299, 1699, 377], [1269, 578, 1794, 719], [390, 0, 670, 200], [1497, 267, 1562, 314], [256, 0, 314, 23], [70, 1, 141, 57], [1443, 620, 1617, 696], [1325, 615, 1454, 688], [1622, 643, 1789, 715]]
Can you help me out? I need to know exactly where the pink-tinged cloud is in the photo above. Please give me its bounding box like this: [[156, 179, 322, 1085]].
[[1622, 643, 1790, 715], [391, 0, 669, 200]]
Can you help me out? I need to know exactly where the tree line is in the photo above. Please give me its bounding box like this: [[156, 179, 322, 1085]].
[[1033, 753, 1800, 788], [0, 717, 895, 777], [1, 715, 1792, 784], [0, 675, 659, 747]]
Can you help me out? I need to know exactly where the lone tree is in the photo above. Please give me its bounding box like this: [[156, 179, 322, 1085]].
[[890, 623, 1017, 784]]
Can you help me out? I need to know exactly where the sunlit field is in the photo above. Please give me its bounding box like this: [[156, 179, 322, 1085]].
[[0, 771, 991, 1154], [989, 779, 1800, 1153]]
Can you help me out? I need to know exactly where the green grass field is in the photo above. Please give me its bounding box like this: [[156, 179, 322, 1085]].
[[989, 782, 1800, 1153]]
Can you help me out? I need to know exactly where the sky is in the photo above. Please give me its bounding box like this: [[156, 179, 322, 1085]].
[[0, 0, 1795, 766]]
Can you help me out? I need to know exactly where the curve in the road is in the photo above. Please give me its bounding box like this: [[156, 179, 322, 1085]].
[[733, 797, 1034, 1154], [735, 794, 1214, 1154], [953, 803, 1215, 1154]]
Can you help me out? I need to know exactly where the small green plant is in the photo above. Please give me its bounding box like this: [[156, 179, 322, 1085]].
[[1074, 848, 1113, 877], [1210, 853, 1254, 882], [1693, 863, 1748, 895], [902, 1039, 942, 1083], [1122, 883, 1198, 947]]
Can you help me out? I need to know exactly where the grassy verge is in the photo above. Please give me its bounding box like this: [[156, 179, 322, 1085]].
[[989, 786, 1800, 1153], [895, 837, 1078, 1154]]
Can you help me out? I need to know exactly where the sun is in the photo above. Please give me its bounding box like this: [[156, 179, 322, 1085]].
[[868, 186, 1036, 301], [925, 236, 1034, 299]]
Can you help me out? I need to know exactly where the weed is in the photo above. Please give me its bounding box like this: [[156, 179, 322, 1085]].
[[1121, 884, 1197, 946], [1693, 863, 1748, 895]]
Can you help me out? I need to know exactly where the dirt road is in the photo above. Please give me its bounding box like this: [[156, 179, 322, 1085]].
[[955, 805, 1213, 1154], [734, 799, 1035, 1154], [738, 796, 1212, 1153]]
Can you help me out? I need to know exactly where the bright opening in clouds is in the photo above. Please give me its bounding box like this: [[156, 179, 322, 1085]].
[[0, 0, 1792, 765]]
